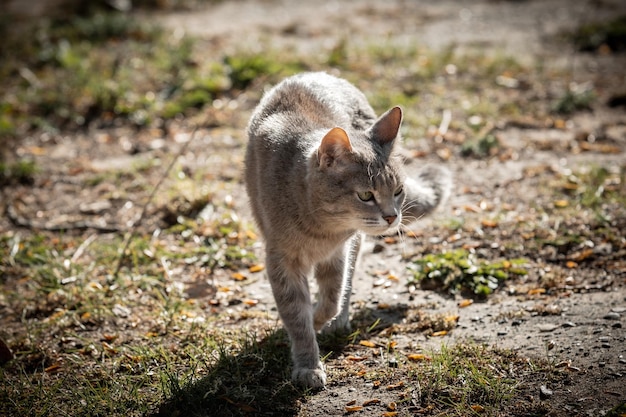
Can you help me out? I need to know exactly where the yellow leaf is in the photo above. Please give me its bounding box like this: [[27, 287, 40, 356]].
[[362, 398, 380, 406], [359, 340, 377, 348], [245, 230, 258, 240], [384, 237, 397, 244], [431, 330, 448, 337], [554, 199, 569, 208], [44, 364, 61, 373], [243, 299, 259, 306], [458, 299, 473, 308], [382, 412, 398, 417], [407, 353, 431, 361], [471, 404, 485, 412], [528, 288, 546, 295], [481, 219, 498, 228], [445, 314, 460, 323], [347, 355, 366, 362], [231, 272, 247, 281], [345, 405, 363, 413], [386, 381, 404, 390], [565, 261, 578, 269], [249, 264, 265, 273]]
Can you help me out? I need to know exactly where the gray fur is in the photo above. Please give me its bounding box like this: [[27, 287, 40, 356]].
[[244, 72, 451, 388]]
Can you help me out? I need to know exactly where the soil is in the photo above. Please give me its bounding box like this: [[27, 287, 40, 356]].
[[2, 0, 625, 415]]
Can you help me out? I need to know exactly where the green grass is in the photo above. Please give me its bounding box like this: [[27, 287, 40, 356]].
[[408, 249, 528, 297], [1, 6, 623, 417]]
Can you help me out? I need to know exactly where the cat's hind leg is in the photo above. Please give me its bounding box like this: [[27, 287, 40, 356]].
[[266, 252, 326, 388]]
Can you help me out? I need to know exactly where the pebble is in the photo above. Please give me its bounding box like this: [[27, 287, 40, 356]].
[[538, 323, 559, 332], [612, 322, 622, 328], [497, 330, 508, 336], [562, 321, 576, 328], [539, 385, 553, 399], [603, 312, 621, 320]]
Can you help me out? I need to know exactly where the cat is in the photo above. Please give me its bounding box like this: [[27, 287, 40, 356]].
[[244, 72, 451, 388]]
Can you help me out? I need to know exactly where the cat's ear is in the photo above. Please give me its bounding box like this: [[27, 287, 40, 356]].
[[370, 106, 402, 146], [317, 127, 352, 168]]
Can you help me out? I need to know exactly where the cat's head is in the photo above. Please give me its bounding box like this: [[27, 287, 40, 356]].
[[309, 107, 406, 235]]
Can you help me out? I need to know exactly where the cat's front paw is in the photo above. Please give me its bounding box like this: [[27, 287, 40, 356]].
[[320, 315, 351, 336], [292, 363, 326, 388]]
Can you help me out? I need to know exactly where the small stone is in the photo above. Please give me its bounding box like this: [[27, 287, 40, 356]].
[[601, 343, 611, 348], [511, 319, 523, 326], [562, 321, 576, 328], [603, 312, 621, 320], [539, 385, 553, 400], [599, 362, 606, 368], [388, 357, 398, 368], [372, 244, 385, 254], [538, 323, 559, 332], [611, 307, 626, 314], [612, 322, 622, 329], [497, 330, 508, 336]]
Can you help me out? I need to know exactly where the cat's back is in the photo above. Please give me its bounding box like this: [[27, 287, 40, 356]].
[[247, 72, 376, 144]]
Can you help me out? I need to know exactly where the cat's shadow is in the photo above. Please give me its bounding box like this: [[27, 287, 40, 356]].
[[150, 328, 301, 417], [149, 305, 408, 416]]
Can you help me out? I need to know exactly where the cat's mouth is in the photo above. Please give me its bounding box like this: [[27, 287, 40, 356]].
[[361, 217, 401, 235]]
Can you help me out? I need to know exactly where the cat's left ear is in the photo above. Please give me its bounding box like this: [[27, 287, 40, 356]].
[[370, 106, 402, 146], [317, 127, 353, 168]]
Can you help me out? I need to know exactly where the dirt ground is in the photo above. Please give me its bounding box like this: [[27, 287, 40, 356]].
[[157, 1, 626, 414], [2, 0, 625, 416]]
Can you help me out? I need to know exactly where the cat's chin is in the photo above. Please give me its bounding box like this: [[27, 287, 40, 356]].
[[362, 225, 400, 236]]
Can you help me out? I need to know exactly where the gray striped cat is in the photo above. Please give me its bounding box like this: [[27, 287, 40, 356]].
[[245, 72, 451, 388]]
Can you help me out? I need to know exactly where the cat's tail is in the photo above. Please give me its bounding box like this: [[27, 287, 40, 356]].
[[401, 165, 452, 225]]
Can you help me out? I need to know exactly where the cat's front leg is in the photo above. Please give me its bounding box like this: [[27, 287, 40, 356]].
[[266, 253, 326, 388], [316, 234, 362, 335]]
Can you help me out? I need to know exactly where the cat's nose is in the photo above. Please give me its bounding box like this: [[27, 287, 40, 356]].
[[383, 215, 397, 225]]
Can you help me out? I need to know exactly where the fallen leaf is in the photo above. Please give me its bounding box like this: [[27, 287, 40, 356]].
[[384, 237, 397, 244], [382, 413, 398, 417], [386, 381, 404, 390], [377, 303, 391, 309], [431, 330, 448, 337], [359, 340, 377, 348], [44, 364, 61, 373], [231, 272, 247, 281], [407, 353, 431, 361], [471, 404, 485, 412], [248, 264, 265, 273], [444, 314, 460, 323], [528, 288, 546, 295], [566, 261, 578, 269], [481, 219, 498, 228], [346, 355, 366, 362], [362, 399, 380, 406], [553, 199, 569, 208], [387, 401, 397, 410], [345, 405, 363, 413], [458, 299, 473, 308], [243, 299, 259, 306]]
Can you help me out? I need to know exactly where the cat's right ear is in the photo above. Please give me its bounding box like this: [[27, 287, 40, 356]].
[[317, 127, 353, 169]]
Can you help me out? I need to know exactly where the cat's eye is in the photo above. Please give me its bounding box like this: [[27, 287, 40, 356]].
[[357, 191, 374, 202], [394, 186, 404, 196]]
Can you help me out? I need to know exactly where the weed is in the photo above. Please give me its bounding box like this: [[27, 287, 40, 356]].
[[408, 249, 528, 297], [570, 15, 626, 52], [0, 159, 37, 185]]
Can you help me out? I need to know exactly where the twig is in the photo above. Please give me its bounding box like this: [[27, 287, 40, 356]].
[[114, 127, 198, 277]]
